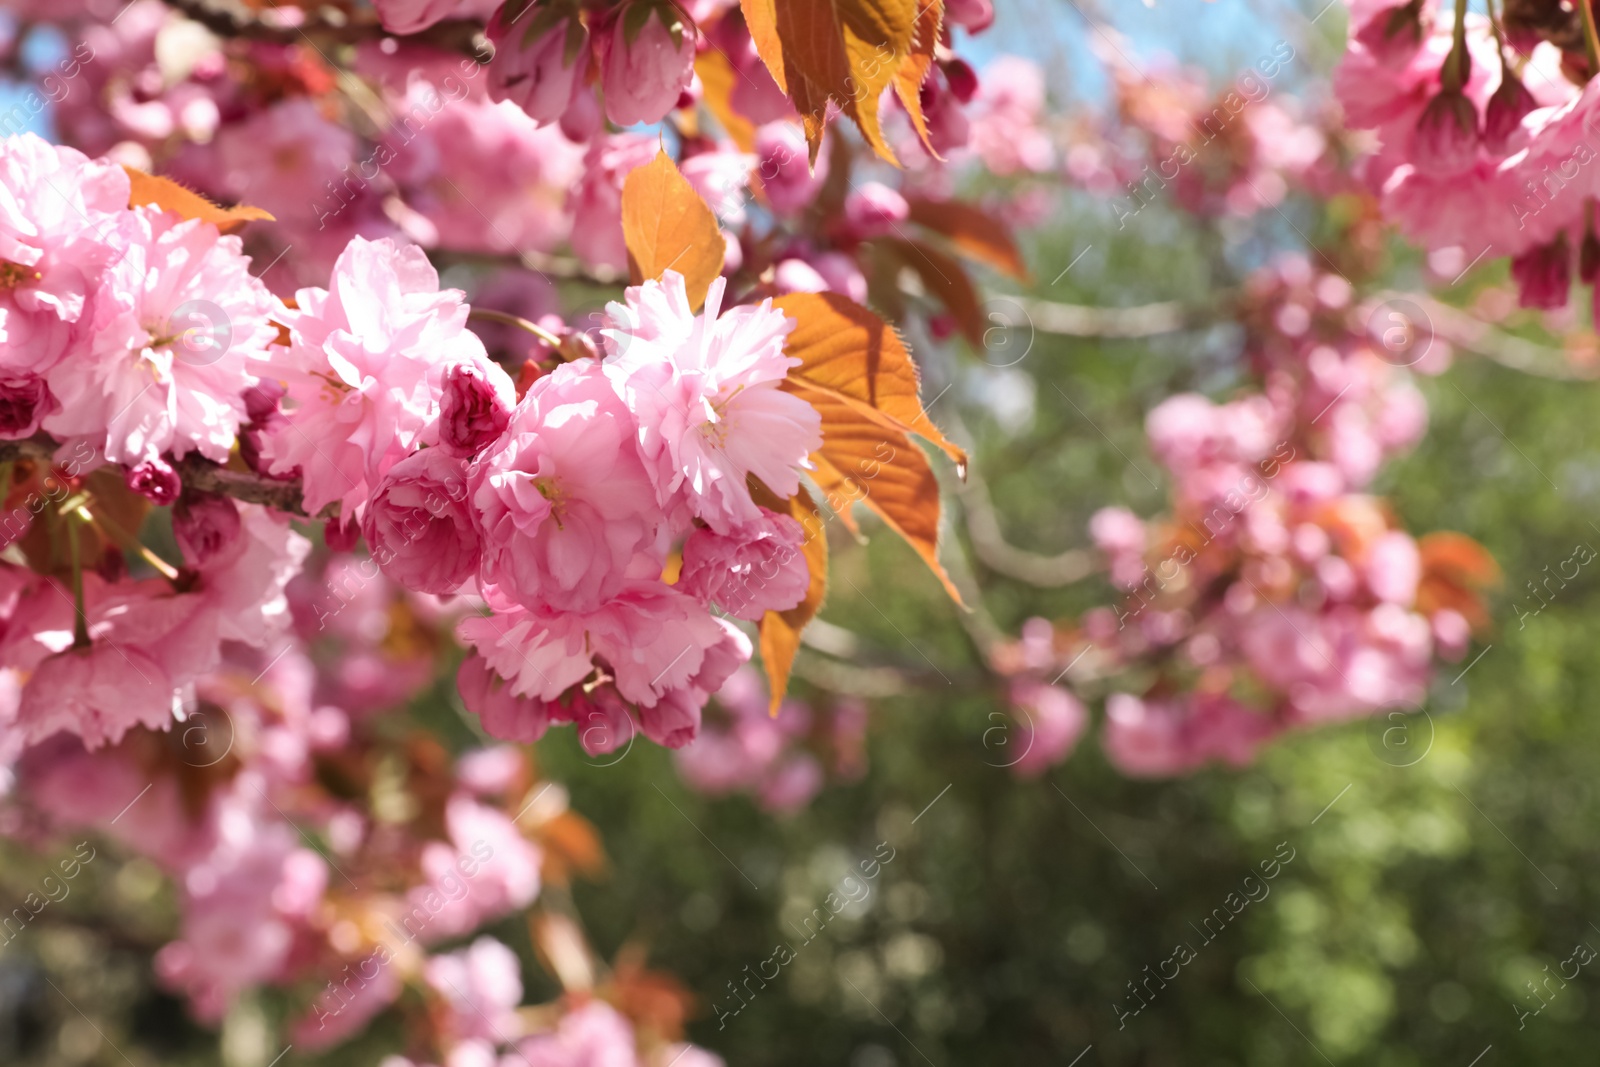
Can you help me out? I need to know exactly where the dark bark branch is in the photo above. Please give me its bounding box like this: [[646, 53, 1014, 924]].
[[0, 435, 328, 519], [161, 0, 489, 56]]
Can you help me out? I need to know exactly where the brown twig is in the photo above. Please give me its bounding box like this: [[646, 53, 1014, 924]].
[[0, 435, 330, 519], [160, 0, 489, 56]]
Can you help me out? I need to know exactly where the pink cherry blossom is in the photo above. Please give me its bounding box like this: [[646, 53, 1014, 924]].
[[602, 271, 820, 532], [364, 447, 481, 596], [44, 207, 278, 465], [262, 237, 486, 518], [473, 360, 663, 613], [677, 507, 810, 620]]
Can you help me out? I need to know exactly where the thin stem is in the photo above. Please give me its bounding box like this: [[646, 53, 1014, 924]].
[[67, 514, 88, 649], [1583, 0, 1600, 76], [75, 504, 181, 583], [1486, 0, 1507, 64], [468, 308, 565, 350], [1444, 0, 1470, 91]]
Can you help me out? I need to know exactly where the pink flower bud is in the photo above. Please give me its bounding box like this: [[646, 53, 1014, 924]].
[[324, 516, 360, 552], [1483, 72, 1537, 155], [1353, 0, 1425, 68], [1511, 235, 1570, 309], [599, 0, 696, 128], [559, 84, 604, 142], [944, 0, 995, 33], [1409, 89, 1479, 177], [678, 508, 809, 621], [488, 5, 590, 127], [571, 686, 638, 755], [0, 374, 53, 438], [362, 448, 480, 595], [1581, 229, 1600, 285], [439, 361, 514, 458], [843, 181, 911, 238], [173, 492, 242, 566], [943, 57, 980, 104], [125, 456, 180, 505]]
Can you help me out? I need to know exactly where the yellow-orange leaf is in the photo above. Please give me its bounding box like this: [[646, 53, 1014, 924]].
[[694, 48, 757, 152], [744, 0, 918, 165], [805, 390, 963, 606], [881, 237, 985, 348], [892, 0, 944, 159], [740, 0, 786, 92], [123, 167, 274, 233], [906, 196, 1029, 279], [620, 150, 724, 311], [772, 292, 964, 467], [753, 484, 829, 711], [536, 811, 608, 886]]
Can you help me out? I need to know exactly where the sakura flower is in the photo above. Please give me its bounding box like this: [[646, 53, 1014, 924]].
[[15, 641, 175, 750], [364, 447, 480, 596], [1006, 681, 1088, 777], [602, 271, 820, 533], [0, 132, 129, 347], [425, 937, 524, 1045], [457, 652, 557, 742], [262, 237, 487, 518], [473, 360, 663, 614], [514, 1000, 641, 1066], [677, 507, 810, 620], [411, 794, 541, 940], [433, 358, 515, 458], [43, 207, 278, 465], [459, 583, 731, 711]]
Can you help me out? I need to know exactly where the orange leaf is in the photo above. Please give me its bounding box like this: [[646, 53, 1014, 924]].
[[892, 0, 944, 159], [1418, 531, 1502, 587], [536, 811, 608, 886], [805, 391, 964, 606], [1417, 530, 1501, 630], [123, 167, 274, 233], [753, 483, 828, 711], [740, 0, 786, 92], [879, 237, 986, 348], [744, 0, 918, 165], [695, 48, 757, 153], [620, 149, 725, 311], [906, 196, 1029, 279], [772, 292, 964, 467]]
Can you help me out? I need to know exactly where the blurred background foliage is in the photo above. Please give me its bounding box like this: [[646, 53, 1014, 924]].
[[8, 2, 1600, 1065]]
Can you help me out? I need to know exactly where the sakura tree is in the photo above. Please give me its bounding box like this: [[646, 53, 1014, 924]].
[[0, 0, 1568, 1062]]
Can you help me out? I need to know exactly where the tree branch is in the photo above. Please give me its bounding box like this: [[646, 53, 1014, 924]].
[[161, 0, 488, 56], [1018, 296, 1205, 338], [0, 435, 328, 519], [956, 462, 1097, 587], [1371, 290, 1600, 381]]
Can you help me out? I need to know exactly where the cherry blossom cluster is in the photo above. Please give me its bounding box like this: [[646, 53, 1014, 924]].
[[1, 567, 721, 1065], [14, 0, 1002, 309], [1335, 0, 1600, 311], [1061, 43, 1331, 226], [0, 130, 829, 761], [674, 667, 867, 814], [990, 255, 1490, 778]]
